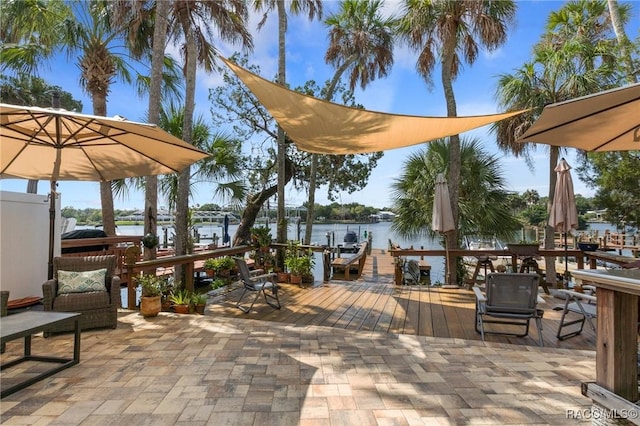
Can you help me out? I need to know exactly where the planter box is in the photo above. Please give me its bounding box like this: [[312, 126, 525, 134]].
[[507, 243, 540, 257]]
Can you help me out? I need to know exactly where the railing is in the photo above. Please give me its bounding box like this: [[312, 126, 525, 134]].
[[123, 245, 251, 309]]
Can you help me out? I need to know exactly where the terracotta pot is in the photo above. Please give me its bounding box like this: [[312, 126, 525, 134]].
[[140, 296, 161, 317], [277, 272, 290, 284], [173, 304, 190, 314], [290, 274, 302, 286], [195, 303, 206, 315]]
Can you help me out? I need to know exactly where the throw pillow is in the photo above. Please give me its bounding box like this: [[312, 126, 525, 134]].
[[57, 268, 107, 294]]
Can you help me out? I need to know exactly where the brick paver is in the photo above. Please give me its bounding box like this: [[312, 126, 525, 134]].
[[0, 310, 594, 425]]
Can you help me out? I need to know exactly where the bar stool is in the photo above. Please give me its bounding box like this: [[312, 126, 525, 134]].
[[519, 257, 549, 294], [470, 255, 495, 287]]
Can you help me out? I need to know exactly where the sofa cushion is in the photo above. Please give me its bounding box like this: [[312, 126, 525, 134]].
[[58, 269, 107, 294]]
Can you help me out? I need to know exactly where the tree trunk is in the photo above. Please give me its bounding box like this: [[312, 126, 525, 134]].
[[234, 156, 296, 247], [441, 38, 459, 285], [143, 0, 169, 261], [276, 4, 288, 248], [545, 146, 560, 288], [304, 60, 351, 244], [175, 23, 197, 288], [607, 0, 637, 84], [92, 93, 115, 235]]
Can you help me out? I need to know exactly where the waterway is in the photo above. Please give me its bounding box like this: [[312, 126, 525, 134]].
[[79, 220, 636, 287]]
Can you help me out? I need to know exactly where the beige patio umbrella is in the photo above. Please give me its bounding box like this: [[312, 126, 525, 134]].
[[517, 83, 640, 151], [432, 173, 456, 287], [0, 103, 209, 278], [548, 158, 579, 286]]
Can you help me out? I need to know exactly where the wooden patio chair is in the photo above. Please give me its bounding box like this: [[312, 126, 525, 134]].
[[234, 257, 280, 313], [473, 273, 544, 346]]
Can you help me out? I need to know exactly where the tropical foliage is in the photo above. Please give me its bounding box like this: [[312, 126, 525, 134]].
[[391, 138, 521, 243]]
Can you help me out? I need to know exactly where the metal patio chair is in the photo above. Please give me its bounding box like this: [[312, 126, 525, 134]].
[[235, 257, 280, 313], [555, 286, 597, 340], [473, 273, 544, 346]]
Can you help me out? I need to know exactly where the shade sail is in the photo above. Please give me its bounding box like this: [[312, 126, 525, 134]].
[[517, 83, 640, 151], [0, 103, 209, 181], [219, 56, 526, 155]]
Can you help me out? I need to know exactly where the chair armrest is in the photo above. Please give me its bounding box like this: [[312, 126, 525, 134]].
[[250, 269, 265, 277], [108, 276, 121, 305], [250, 272, 277, 282], [558, 289, 597, 304], [472, 286, 486, 303], [42, 279, 57, 310]]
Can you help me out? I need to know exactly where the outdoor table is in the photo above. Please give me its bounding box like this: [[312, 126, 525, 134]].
[[1, 311, 81, 398]]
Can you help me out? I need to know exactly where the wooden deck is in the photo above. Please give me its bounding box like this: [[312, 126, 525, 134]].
[[207, 249, 596, 350]]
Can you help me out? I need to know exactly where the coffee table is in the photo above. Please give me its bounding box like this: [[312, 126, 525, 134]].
[[1, 311, 81, 398]]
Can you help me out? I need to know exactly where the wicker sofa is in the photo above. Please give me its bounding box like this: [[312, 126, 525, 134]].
[[42, 255, 120, 336]]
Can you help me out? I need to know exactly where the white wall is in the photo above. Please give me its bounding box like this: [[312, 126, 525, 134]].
[[0, 190, 60, 299]]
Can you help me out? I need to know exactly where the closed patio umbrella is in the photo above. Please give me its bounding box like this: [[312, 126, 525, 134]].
[[432, 173, 455, 287], [223, 214, 230, 246], [549, 158, 579, 286], [0, 103, 209, 278]]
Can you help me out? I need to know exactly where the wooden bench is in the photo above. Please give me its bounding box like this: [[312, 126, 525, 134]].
[[331, 241, 368, 280]]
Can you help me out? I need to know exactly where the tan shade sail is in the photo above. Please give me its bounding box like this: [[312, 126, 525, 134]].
[[1, 103, 209, 181], [219, 56, 527, 155], [517, 83, 640, 151]]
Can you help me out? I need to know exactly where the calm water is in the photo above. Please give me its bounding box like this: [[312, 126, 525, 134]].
[[80, 220, 636, 291], [81, 221, 448, 283]]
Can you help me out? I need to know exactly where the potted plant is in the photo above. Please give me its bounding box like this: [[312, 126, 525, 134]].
[[577, 232, 600, 251], [251, 226, 272, 252], [135, 274, 162, 317], [204, 256, 235, 278], [285, 247, 314, 286], [506, 240, 540, 257], [169, 289, 192, 314], [191, 293, 207, 315]]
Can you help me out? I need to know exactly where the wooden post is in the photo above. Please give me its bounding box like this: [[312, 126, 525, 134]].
[[596, 288, 638, 401]]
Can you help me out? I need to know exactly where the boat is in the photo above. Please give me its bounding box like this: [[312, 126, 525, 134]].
[[341, 230, 360, 253]]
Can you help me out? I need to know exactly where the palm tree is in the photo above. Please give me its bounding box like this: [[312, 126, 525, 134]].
[[253, 0, 323, 249], [167, 1, 252, 272], [391, 137, 521, 284], [156, 103, 247, 214], [0, 0, 73, 194], [606, 0, 637, 83], [397, 0, 516, 284], [493, 1, 619, 287], [303, 0, 394, 244]]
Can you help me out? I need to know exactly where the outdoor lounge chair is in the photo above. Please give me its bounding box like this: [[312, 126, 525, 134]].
[[235, 257, 280, 313], [42, 255, 120, 336], [555, 286, 597, 340], [473, 272, 544, 346]]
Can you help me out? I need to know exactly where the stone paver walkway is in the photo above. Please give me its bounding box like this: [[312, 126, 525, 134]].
[[1, 310, 594, 425]]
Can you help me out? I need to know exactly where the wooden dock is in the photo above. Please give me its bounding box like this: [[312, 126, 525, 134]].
[[206, 248, 596, 350]]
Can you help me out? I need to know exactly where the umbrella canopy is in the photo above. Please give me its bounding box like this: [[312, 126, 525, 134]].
[[432, 173, 455, 234], [1, 103, 208, 181], [549, 158, 579, 234], [223, 214, 230, 245], [549, 158, 579, 282], [432, 173, 455, 286], [516, 83, 640, 151], [0, 103, 209, 278]]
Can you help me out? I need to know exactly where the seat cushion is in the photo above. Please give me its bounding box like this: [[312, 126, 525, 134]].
[[57, 269, 107, 294], [53, 291, 111, 311]]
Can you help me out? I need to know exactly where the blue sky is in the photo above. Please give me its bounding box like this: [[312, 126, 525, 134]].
[[2, 0, 638, 210]]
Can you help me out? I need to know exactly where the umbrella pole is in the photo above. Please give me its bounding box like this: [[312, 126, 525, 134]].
[[564, 232, 569, 288], [48, 181, 56, 280]]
